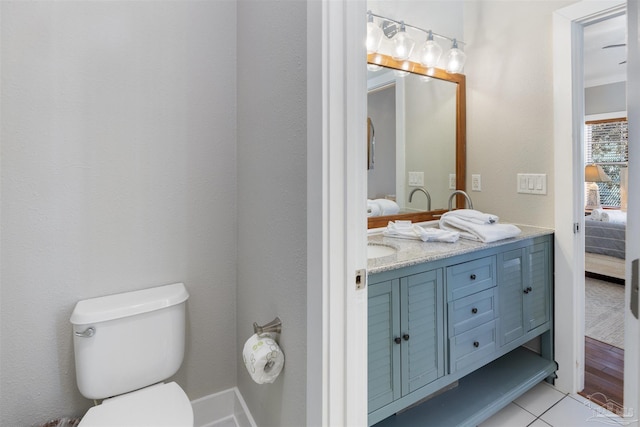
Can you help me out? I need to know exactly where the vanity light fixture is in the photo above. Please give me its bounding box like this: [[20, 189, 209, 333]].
[[366, 11, 466, 73], [419, 31, 443, 68], [392, 22, 415, 60], [366, 11, 384, 54], [445, 39, 466, 74]]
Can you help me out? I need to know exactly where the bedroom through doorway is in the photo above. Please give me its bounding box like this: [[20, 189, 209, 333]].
[[580, 11, 627, 410]]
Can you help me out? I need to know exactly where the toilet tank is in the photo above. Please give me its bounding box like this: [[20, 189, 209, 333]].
[[70, 283, 189, 400]]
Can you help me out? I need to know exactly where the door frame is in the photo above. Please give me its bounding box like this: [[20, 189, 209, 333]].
[[306, 0, 368, 425], [553, 1, 640, 417]]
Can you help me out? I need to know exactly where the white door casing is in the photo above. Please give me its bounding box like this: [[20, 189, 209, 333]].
[[554, 1, 640, 419], [307, 0, 368, 425]]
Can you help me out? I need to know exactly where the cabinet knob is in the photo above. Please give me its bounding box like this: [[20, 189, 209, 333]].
[[471, 307, 478, 314], [473, 341, 480, 348], [403, 334, 410, 341], [394, 337, 402, 344], [470, 274, 477, 280], [523, 286, 532, 294]]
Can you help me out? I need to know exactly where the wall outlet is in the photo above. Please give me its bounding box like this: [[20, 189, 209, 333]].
[[472, 174, 482, 191], [408, 171, 424, 186], [449, 174, 456, 190]]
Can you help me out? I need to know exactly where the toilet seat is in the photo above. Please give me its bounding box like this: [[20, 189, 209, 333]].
[[78, 382, 193, 427]]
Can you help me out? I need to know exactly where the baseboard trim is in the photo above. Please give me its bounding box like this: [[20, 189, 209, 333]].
[[191, 387, 257, 427]]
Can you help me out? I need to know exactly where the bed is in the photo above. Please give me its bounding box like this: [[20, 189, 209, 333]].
[[585, 216, 626, 280]]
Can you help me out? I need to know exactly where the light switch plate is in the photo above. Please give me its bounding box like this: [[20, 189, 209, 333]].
[[409, 171, 424, 186], [517, 173, 547, 195]]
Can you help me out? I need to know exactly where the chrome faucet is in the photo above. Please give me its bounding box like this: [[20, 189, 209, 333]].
[[408, 187, 431, 211], [448, 190, 473, 211]]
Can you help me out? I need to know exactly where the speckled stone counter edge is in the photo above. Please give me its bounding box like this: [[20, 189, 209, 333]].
[[367, 225, 554, 274]]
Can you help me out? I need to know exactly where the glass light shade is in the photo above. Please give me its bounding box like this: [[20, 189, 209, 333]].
[[445, 40, 466, 74], [366, 22, 384, 54], [419, 33, 442, 68], [392, 24, 415, 61]]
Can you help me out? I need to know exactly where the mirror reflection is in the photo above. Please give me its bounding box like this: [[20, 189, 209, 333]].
[[366, 53, 466, 228]]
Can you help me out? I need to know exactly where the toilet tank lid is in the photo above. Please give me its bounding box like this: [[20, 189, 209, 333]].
[[70, 283, 189, 325]]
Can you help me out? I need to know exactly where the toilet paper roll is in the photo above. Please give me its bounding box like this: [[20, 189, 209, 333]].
[[242, 333, 285, 384]]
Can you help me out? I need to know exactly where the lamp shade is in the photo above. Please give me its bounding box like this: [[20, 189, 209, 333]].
[[366, 21, 384, 54], [392, 22, 415, 61], [584, 164, 611, 183], [445, 39, 466, 74], [419, 31, 442, 68]]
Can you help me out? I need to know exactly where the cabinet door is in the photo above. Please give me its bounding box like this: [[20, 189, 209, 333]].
[[368, 279, 401, 412], [498, 248, 525, 346], [400, 269, 444, 395], [525, 241, 551, 331]]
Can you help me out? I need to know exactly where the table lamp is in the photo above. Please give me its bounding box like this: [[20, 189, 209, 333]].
[[585, 164, 611, 210]]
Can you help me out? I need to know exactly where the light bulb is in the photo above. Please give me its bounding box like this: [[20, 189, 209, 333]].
[[366, 12, 383, 54], [445, 39, 466, 74], [392, 22, 415, 61], [419, 31, 443, 68]]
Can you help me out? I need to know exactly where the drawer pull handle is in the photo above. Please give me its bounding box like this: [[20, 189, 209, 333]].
[[473, 341, 480, 348], [523, 286, 533, 294], [471, 307, 478, 314], [394, 337, 402, 344], [470, 274, 477, 280], [403, 334, 410, 341]]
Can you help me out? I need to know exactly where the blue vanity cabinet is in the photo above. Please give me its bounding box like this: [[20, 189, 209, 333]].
[[368, 278, 401, 412], [368, 268, 445, 415], [498, 241, 551, 347], [369, 234, 556, 427]]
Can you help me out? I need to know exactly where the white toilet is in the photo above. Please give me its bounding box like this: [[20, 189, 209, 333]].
[[70, 282, 194, 426]]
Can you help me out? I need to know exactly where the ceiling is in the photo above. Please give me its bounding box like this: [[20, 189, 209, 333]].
[[583, 13, 627, 88]]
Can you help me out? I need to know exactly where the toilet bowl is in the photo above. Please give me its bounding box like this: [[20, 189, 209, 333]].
[[70, 283, 193, 426]]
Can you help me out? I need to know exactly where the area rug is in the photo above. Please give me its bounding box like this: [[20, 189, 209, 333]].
[[585, 276, 625, 349]]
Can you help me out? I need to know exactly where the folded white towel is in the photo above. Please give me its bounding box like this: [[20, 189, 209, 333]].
[[442, 209, 499, 225], [367, 199, 400, 217], [367, 200, 382, 217], [375, 198, 400, 215], [601, 210, 627, 224], [383, 221, 460, 243], [590, 208, 606, 220], [439, 214, 521, 243]]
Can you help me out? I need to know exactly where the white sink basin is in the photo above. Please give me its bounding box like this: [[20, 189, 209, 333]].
[[367, 243, 397, 259]]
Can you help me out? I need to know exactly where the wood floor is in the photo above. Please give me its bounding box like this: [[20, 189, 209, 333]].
[[579, 336, 624, 410]]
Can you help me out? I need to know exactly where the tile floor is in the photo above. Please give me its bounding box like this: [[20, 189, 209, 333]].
[[479, 381, 638, 427]]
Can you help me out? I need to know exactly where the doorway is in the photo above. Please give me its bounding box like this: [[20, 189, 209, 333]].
[[553, 1, 639, 421], [580, 13, 628, 408]]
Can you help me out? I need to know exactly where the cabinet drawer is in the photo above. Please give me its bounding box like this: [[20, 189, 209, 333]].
[[447, 256, 496, 301], [448, 288, 498, 336], [449, 320, 497, 373]]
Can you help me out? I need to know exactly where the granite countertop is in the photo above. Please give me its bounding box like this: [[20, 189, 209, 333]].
[[367, 224, 554, 274]]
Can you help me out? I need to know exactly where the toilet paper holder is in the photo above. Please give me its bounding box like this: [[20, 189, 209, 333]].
[[253, 317, 282, 335]]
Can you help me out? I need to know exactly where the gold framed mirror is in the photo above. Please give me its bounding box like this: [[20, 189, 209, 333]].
[[367, 53, 466, 229]]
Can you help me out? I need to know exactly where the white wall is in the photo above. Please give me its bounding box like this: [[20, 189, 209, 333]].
[[463, 1, 578, 227], [585, 81, 627, 115], [367, 0, 577, 227], [236, 1, 308, 426], [0, 1, 237, 424]]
